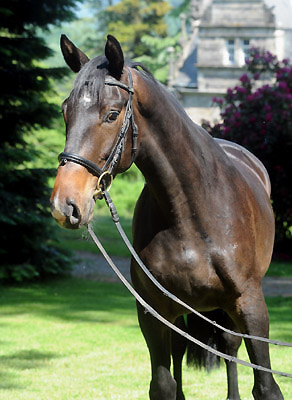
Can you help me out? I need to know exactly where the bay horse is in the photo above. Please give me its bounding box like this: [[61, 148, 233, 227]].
[[50, 34, 283, 400]]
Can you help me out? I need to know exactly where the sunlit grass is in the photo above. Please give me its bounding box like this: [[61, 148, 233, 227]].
[[0, 279, 146, 399], [0, 280, 291, 399]]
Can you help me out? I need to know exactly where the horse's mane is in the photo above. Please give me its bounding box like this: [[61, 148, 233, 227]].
[[126, 60, 155, 81], [72, 56, 155, 103]]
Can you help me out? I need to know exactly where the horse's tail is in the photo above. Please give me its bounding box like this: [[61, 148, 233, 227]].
[[186, 309, 239, 372]]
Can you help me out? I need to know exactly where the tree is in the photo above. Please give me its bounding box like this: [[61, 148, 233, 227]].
[[203, 48, 292, 259], [85, 0, 182, 82], [105, 0, 171, 58], [87, 0, 171, 59], [135, 34, 180, 83], [0, 0, 80, 281]]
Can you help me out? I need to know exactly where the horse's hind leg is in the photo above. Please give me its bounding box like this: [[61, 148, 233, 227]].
[[171, 313, 240, 400], [186, 310, 241, 400], [172, 316, 187, 400], [218, 315, 242, 400], [229, 285, 283, 400], [136, 302, 177, 400]]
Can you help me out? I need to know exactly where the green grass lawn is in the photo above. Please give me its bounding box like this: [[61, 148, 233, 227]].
[[0, 278, 291, 400]]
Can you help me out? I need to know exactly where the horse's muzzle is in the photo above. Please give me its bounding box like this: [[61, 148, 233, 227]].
[[50, 196, 83, 229]]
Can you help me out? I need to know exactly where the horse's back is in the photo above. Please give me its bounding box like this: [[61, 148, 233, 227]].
[[215, 138, 271, 197]]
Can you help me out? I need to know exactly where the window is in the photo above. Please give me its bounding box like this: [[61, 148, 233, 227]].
[[241, 39, 250, 61], [226, 39, 235, 64], [225, 38, 251, 66]]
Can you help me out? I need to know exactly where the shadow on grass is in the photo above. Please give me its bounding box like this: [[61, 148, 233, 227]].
[[0, 350, 60, 391], [267, 261, 292, 278], [266, 297, 292, 342], [0, 278, 136, 324], [0, 371, 24, 390], [1, 279, 292, 339], [0, 350, 59, 370]]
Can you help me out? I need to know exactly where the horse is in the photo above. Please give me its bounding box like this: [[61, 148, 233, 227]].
[[50, 34, 283, 400]]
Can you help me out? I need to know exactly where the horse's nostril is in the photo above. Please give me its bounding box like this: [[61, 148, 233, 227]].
[[67, 200, 81, 226]]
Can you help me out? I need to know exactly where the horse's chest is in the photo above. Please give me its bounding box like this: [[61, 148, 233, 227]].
[[152, 243, 215, 288], [132, 231, 223, 311]]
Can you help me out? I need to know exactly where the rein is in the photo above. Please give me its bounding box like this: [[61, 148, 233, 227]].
[[87, 191, 292, 379], [98, 190, 292, 351], [58, 68, 138, 197]]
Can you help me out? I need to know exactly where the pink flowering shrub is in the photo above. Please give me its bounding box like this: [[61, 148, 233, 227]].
[[204, 48, 292, 258]]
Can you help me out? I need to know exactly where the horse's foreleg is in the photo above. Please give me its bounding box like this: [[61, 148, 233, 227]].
[[172, 316, 187, 400], [230, 286, 283, 400], [136, 302, 177, 400]]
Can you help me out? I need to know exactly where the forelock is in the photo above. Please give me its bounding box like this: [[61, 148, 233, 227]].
[[72, 56, 108, 105]]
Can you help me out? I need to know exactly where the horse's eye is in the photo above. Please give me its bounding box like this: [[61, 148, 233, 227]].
[[105, 111, 120, 123]]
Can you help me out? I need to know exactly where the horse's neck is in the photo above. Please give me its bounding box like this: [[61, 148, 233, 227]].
[[134, 82, 222, 224]]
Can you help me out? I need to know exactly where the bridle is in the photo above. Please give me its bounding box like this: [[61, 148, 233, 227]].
[[58, 68, 138, 197]]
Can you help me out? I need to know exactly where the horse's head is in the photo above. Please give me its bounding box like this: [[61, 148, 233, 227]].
[[50, 35, 139, 229]]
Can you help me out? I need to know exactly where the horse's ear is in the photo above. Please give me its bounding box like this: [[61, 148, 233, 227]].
[[60, 34, 89, 73], [105, 35, 124, 80]]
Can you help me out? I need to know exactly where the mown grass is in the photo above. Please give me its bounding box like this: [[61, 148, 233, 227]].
[[0, 279, 291, 400]]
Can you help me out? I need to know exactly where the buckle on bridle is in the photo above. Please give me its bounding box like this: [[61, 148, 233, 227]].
[[94, 171, 113, 200]]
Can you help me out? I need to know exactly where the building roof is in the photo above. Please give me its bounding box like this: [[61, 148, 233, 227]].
[[174, 38, 198, 88], [264, 0, 292, 29], [173, 0, 292, 89]]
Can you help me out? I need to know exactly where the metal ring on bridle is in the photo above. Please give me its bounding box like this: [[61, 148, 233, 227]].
[[94, 171, 113, 198]]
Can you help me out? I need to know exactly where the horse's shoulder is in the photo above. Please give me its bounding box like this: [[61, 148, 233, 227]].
[[215, 138, 271, 197]]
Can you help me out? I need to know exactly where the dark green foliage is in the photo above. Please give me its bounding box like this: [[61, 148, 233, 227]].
[[0, 0, 77, 33], [0, 0, 79, 281], [204, 49, 292, 259], [0, 168, 72, 281]]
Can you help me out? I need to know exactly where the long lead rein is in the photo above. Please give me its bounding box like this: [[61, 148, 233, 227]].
[[101, 189, 292, 348], [87, 222, 292, 378]]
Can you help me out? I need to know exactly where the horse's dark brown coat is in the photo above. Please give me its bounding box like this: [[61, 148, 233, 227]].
[[50, 35, 283, 400]]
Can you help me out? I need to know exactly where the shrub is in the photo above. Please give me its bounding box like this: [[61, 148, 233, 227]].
[[204, 48, 292, 258]]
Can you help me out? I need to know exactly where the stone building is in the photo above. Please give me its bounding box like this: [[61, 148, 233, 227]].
[[171, 0, 292, 123]]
